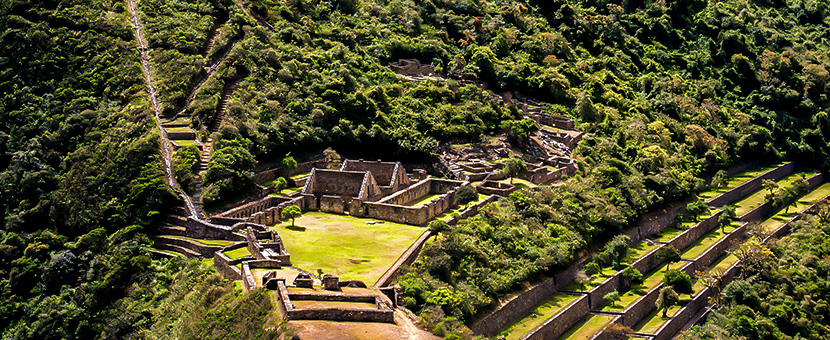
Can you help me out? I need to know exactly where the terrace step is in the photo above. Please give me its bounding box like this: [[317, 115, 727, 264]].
[[156, 225, 187, 236], [152, 242, 201, 258]]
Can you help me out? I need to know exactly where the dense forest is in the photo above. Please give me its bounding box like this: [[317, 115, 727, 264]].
[[686, 213, 830, 339], [1, 0, 829, 339]]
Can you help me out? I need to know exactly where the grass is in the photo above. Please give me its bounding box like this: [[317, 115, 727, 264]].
[[173, 139, 198, 147], [290, 171, 311, 180], [679, 222, 740, 259], [498, 294, 581, 340], [760, 182, 830, 231], [407, 194, 442, 207], [292, 300, 377, 310], [734, 171, 817, 216], [558, 314, 614, 340], [564, 267, 617, 291], [166, 126, 194, 133], [272, 212, 426, 284], [498, 178, 536, 189], [624, 240, 660, 263], [633, 297, 691, 334], [435, 193, 487, 222], [697, 163, 781, 200], [167, 235, 235, 247], [651, 226, 686, 243], [224, 247, 252, 259], [267, 186, 302, 197]]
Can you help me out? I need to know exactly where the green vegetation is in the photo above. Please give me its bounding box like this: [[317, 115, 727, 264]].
[[559, 314, 614, 340], [697, 164, 781, 200], [273, 212, 426, 283], [498, 293, 580, 340]]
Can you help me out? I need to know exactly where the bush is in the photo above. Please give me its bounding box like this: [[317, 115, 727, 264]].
[[456, 185, 479, 205], [584, 262, 601, 276], [622, 266, 643, 285]]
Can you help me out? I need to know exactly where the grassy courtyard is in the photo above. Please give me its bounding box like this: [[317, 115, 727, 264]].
[[498, 293, 581, 340], [272, 212, 427, 283]]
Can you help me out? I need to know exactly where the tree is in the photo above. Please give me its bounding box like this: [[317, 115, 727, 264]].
[[281, 206, 302, 227], [656, 245, 681, 271], [604, 235, 630, 268], [282, 155, 298, 175], [655, 286, 679, 317], [455, 186, 478, 206], [817, 201, 830, 223], [762, 179, 778, 201], [584, 262, 601, 276], [663, 269, 694, 297], [323, 147, 341, 168], [718, 211, 732, 234], [622, 266, 644, 285], [604, 290, 621, 307], [428, 220, 448, 233], [686, 199, 710, 222], [500, 118, 539, 143], [499, 158, 527, 184], [710, 170, 727, 189], [273, 177, 288, 191]]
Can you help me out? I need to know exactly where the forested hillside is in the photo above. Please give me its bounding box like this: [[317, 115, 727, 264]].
[[1, 0, 829, 339]]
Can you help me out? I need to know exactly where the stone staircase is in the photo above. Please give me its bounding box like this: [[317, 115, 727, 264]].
[[199, 78, 240, 172]]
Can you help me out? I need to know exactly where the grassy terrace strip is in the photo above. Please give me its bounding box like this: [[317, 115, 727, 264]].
[[734, 170, 817, 216], [559, 314, 614, 340], [633, 297, 692, 334], [407, 193, 443, 207], [679, 222, 740, 259], [497, 293, 581, 340], [697, 163, 782, 200], [601, 267, 666, 312], [167, 235, 235, 247], [224, 247, 252, 259], [272, 212, 426, 283], [760, 182, 830, 231]]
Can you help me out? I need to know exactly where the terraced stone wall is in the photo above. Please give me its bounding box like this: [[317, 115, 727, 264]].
[[523, 294, 590, 340], [668, 211, 723, 252], [707, 162, 795, 207]]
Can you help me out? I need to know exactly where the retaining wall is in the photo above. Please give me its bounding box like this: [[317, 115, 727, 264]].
[[707, 162, 795, 207], [522, 294, 590, 340], [375, 230, 433, 287], [447, 195, 499, 225], [668, 211, 723, 252], [471, 277, 560, 336], [154, 236, 223, 257]]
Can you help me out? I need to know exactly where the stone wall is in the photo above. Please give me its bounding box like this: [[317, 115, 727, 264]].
[[275, 281, 395, 323], [588, 273, 624, 309], [523, 294, 590, 340], [183, 217, 247, 241], [214, 251, 243, 280], [651, 286, 712, 340], [380, 179, 433, 205], [668, 211, 723, 252], [376, 230, 434, 287], [341, 159, 408, 189], [448, 195, 499, 225], [471, 277, 560, 336], [691, 223, 748, 273], [707, 162, 795, 207], [154, 236, 223, 257], [305, 169, 369, 197]]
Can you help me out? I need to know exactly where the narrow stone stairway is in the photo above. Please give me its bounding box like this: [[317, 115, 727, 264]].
[[200, 77, 241, 173]]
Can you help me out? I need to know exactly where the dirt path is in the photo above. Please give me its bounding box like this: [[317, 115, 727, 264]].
[[126, 0, 198, 218]]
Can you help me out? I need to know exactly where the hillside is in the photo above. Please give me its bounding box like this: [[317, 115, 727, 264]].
[[1, 0, 829, 339]]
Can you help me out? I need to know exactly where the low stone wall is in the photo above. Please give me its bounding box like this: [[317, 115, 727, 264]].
[[588, 273, 624, 310], [476, 180, 516, 197], [380, 179, 433, 205], [447, 195, 499, 225], [214, 251, 242, 280], [707, 162, 795, 207], [376, 230, 434, 287], [668, 211, 723, 252], [154, 236, 223, 257], [183, 217, 246, 241], [275, 281, 394, 323], [471, 277, 560, 336], [166, 130, 196, 140], [651, 286, 712, 340], [288, 292, 376, 303], [741, 173, 825, 223], [241, 262, 257, 292], [522, 294, 590, 340], [691, 223, 748, 273]]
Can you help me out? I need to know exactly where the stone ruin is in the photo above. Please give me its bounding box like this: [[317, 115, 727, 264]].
[[293, 272, 314, 288], [388, 59, 436, 77], [322, 274, 340, 291]]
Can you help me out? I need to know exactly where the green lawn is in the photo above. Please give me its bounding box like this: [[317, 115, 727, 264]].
[[498, 293, 581, 340], [652, 226, 686, 243], [435, 193, 487, 222], [267, 186, 302, 197], [564, 267, 617, 291], [761, 182, 830, 231], [167, 235, 235, 247], [224, 247, 252, 259], [624, 240, 660, 263], [174, 139, 198, 147], [633, 297, 691, 334], [679, 222, 740, 259], [734, 171, 816, 216], [697, 164, 781, 200], [272, 212, 427, 283], [407, 194, 443, 207], [290, 171, 311, 180], [558, 314, 614, 340], [166, 126, 195, 133]]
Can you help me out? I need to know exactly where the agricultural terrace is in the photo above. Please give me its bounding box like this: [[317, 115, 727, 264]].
[[272, 212, 427, 283]]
